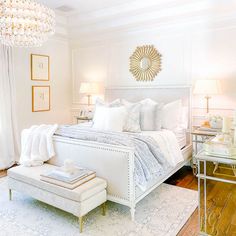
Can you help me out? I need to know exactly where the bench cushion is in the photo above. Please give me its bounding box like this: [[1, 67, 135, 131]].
[[8, 164, 107, 202]]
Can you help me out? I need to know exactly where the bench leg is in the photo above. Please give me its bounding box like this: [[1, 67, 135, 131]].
[[101, 202, 106, 216], [79, 216, 83, 233], [9, 189, 12, 201]]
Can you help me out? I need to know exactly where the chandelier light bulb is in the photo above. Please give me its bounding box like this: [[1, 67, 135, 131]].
[[0, 0, 56, 47]]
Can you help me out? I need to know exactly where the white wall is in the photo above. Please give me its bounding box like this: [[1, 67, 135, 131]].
[[72, 26, 236, 123], [14, 38, 72, 133]]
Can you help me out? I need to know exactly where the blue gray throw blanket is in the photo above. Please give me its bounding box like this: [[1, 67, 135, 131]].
[[54, 125, 171, 190]]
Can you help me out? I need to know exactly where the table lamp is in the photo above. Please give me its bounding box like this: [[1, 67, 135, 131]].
[[79, 82, 100, 106], [193, 79, 221, 113]]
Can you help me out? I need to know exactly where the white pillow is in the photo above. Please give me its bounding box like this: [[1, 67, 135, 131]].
[[123, 103, 141, 133], [140, 99, 163, 131], [180, 106, 188, 129], [95, 98, 121, 107], [122, 98, 162, 131], [162, 99, 182, 130], [93, 105, 127, 132]]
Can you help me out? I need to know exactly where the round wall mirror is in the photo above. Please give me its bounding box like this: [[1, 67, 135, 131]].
[[129, 45, 162, 81], [140, 57, 151, 71]]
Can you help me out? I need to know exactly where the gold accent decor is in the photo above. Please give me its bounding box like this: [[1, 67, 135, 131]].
[[79, 216, 83, 233], [32, 86, 51, 112], [31, 54, 50, 81], [129, 45, 162, 81], [101, 202, 106, 216]]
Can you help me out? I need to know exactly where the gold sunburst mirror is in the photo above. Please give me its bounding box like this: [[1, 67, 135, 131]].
[[129, 45, 162, 81]]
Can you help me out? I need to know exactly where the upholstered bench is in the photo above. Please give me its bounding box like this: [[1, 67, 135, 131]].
[[7, 164, 107, 233]]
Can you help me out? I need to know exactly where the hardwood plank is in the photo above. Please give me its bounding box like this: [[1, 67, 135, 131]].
[[166, 165, 236, 236], [0, 170, 7, 178]]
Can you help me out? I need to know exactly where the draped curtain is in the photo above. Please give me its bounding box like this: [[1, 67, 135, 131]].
[[0, 45, 19, 170]]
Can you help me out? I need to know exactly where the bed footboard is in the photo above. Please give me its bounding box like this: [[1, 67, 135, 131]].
[[48, 136, 136, 210]]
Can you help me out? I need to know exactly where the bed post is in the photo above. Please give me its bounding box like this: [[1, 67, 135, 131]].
[[129, 151, 136, 221]]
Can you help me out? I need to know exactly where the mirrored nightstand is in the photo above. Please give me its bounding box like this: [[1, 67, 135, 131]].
[[191, 128, 218, 175]]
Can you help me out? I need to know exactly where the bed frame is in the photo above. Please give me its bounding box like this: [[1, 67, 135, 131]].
[[48, 86, 193, 220]]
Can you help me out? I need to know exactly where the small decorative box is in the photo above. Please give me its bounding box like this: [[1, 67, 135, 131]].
[[204, 137, 236, 158]]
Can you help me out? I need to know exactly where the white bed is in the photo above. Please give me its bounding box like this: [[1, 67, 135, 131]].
[[48, 86, 192, 220]]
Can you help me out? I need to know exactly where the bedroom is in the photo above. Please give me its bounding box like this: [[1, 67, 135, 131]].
[[0, 0, 236, 235]]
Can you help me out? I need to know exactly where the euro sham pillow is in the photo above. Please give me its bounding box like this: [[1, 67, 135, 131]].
[[93, 105, 127, 132], [95, 98, 121, 107], [122, 98, 162, 131], [123, 103, 141, 133], [161, 99, 182, 130], [140, 99, 163, 131]]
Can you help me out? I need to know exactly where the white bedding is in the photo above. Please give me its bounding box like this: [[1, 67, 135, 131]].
[[173, 127, 187, 149], [77, 122, 186, 167], [141, 129, 184, 167]]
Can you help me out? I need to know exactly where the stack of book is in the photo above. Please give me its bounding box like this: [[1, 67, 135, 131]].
[[40, 167, 96, 190]]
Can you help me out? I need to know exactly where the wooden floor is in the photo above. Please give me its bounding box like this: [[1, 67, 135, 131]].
[[166, 165, 236, 236], [1, 165, 236, 235], [0, 170, 7, 178]]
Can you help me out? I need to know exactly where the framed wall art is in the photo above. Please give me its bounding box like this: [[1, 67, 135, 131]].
[[32, 86, 50, 112], [31, 54, 50, 81]]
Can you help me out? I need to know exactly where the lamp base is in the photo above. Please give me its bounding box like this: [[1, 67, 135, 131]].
[[87, 95, 91, 106], [205, 95, 211, 113]]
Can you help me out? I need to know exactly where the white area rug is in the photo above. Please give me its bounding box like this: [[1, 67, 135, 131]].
[[0, 177, 197, 236]]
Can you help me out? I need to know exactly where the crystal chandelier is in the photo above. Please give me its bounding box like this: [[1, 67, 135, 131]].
[[0, 0, 56, 47]]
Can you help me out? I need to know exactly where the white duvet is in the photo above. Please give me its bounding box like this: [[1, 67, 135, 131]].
[[141, 129, 184, 167]]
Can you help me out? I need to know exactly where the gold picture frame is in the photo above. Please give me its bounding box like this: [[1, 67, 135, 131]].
[[129, 45, 162, 81], [32, 86, 50, 112], [31, 54, 50, 81]]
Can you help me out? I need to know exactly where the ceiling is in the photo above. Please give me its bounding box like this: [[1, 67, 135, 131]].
[[37, 0, 236, 43], [38, 0, 132, 14]]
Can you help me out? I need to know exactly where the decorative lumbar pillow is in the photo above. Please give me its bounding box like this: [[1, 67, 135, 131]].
[[123, 103, 141, 133], [93, 105, 127, 132], [161, 99, 182, 130]]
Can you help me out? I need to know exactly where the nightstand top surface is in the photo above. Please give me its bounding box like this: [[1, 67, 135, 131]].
[[191, 129, 218, 136], [76, 116, 92, 120]]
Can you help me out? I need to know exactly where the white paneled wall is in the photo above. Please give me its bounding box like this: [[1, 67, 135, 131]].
[[14, 38, 72, 133], [71, 25, 236, 125]]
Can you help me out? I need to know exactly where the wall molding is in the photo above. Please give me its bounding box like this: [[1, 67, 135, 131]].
[[105, 85, 191, 90]]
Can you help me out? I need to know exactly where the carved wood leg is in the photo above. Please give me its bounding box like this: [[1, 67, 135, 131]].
[[130, 207, 135, 221], [9, 189, 12, 201], [79, 216, 83, 233]]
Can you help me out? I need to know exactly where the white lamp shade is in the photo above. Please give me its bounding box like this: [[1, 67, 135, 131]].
[[193, 79, 221, 95], [79, 82, 100, 95]]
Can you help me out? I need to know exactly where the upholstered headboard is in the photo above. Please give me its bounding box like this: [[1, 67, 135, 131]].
[[105, 86, 191, 106], [105, 85, 192, 129]]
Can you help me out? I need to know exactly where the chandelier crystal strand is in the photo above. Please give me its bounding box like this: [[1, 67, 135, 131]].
[[0, 0, 55, 47]]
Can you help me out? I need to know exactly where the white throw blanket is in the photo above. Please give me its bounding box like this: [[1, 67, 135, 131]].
[[20, 124, 58, 167], [141, 130, 184, 167]]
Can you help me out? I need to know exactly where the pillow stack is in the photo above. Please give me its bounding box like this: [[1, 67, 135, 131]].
[[92, 98, 185, 132], [122, 98, 163, 131]]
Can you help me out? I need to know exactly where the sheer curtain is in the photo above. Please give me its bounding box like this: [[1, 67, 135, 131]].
[[0, 45, 19, 170]]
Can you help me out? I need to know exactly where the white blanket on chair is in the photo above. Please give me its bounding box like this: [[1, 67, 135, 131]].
[[20, 124, 58, 167]]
